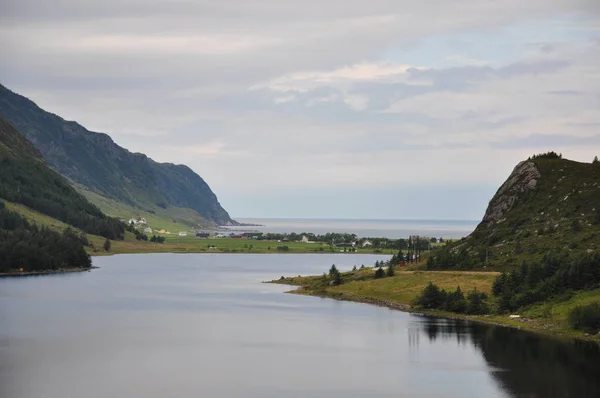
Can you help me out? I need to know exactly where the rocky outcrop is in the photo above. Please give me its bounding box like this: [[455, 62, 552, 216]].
[[481, 161, 541, 226]]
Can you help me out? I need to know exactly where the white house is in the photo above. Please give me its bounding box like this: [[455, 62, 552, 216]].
[[361, 240, 373, 248], [144, 227, 153, 234], [128, 218, 137, 225], [178, 232, 188, 237], [138, 217, 147, 224]]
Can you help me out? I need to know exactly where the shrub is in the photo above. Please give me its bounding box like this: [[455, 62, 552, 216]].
[[568, 302, 600, 333], [374, 267, 385, 279]]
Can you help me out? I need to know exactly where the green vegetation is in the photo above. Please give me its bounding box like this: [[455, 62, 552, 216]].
[[0, 83, 234, 225], [435, 155, 600, 269], [74, 182, 214, 231], [257, 232, 434, 253], [0, 200, 91, 273], [273, 267, 600, 340], [414, 283, 489, 314], [272, 268, 497, 306], [0, 116, 125, 240], [490, 250, 600, 313], [568, 302, 600, 333]]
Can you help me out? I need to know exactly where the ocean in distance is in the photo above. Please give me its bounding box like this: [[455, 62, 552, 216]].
[[231, 218, 479, 239]]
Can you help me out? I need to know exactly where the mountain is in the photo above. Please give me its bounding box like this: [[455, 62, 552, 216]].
[[0, 83, 236, 226], [0, 115, 125, 239], [1, 115, 127, 273], [429, 152, 600, 269]]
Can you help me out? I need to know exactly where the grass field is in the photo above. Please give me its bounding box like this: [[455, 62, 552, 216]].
[[160, 235, 398, 254], [272, 267, 600, 341], [273, 268, 498, 304]]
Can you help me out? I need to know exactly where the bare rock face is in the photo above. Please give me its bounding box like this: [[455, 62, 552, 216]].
[[481, 161, 541, 226]]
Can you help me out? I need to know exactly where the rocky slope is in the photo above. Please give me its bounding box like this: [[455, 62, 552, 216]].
[[454, 154, 600, 267], [0, 84, 236, 225]]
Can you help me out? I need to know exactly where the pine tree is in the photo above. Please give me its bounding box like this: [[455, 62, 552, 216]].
[[374, 267, 385, 279], [329, 264, 339, 277], [103, 238, 111, 252], [386, 263, 395, 277]]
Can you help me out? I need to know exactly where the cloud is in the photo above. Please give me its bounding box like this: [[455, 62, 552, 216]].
[[1, 0, 599, 218]]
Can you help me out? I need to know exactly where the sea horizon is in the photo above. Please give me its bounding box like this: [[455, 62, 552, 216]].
[[234, 216, 480, 223], [228, 217, 480, 239]]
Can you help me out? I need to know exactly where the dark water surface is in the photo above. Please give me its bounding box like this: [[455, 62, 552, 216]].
[[1, 253, 599, 398]]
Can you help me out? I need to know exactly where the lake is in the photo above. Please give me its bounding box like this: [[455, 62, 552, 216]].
[[232, 218, 479, 239], [1, 253, 599, 398]]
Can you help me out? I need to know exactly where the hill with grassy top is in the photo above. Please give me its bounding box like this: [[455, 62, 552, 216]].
[[0, 83, 236, 226], [431, 153, 600, 269]]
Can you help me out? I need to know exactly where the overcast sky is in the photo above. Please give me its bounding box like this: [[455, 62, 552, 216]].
[[2, 1, 599, 220]]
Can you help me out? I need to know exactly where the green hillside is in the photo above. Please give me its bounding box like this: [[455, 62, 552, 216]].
[[429, 153, 600, 269], [0, 116, 125, 239], [72, 182, 213, 232], [0, 83, 236, 226]]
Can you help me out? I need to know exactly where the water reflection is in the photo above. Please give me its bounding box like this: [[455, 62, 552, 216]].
[[411, 316, 600, 398], [2, 253, 600, 398]]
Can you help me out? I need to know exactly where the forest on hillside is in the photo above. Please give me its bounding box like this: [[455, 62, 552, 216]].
[[0, 200, 91, 273], [0, 116, 125, 240]]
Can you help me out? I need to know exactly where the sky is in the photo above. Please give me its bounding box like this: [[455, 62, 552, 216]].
[[1, 0, 599, 220]]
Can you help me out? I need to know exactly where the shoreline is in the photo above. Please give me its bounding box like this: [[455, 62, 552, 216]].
[[0, 266, 98, 278], [90, 248, 393, 256], [274, 284, 600, 343]]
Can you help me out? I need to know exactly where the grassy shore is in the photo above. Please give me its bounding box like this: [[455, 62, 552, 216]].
[[89, 233, 397, 256], [269, 268, 600, 342]]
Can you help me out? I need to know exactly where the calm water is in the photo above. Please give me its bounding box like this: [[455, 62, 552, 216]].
[[232, 218, 479, 239], [1, 253, 599, 398]]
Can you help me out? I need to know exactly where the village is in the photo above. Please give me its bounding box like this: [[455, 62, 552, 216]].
[[122, 215, 439, 257]]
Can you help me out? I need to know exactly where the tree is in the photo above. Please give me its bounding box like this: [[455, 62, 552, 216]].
[[374, 267, 386, 279], [329, 264, 339, 278], [329, 264, 342, 285], [593, 156, 599, 164], [103, 238, 111, 252], [415, 282, 446, 309], [466, 290, 489, 315], [332, 270, 342, 285], [386, 263, 395, 277], [444, 286, 467, 313]]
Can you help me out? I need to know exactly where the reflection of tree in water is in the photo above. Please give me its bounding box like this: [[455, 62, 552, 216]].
[[418, 317, 600, 398], [422, 317, 471, 346]]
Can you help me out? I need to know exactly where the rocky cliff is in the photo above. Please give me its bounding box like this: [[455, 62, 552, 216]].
[[480, 161, 541, 226]]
